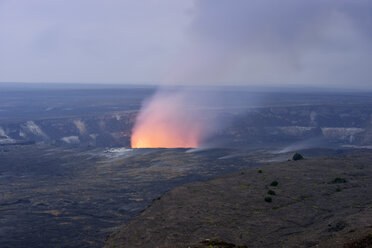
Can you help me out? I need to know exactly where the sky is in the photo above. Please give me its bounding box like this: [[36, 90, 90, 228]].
[[0, 0, 371, 88]]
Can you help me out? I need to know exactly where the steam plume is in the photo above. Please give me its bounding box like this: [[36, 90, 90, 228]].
[[131, 88, 223, 148]]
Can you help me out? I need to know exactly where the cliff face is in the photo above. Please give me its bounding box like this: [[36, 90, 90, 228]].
[[0, 113, 136, 147], [104, 152, 372, 248], [2, 103, 372, 149]]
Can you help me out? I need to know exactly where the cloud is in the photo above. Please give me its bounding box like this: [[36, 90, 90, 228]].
[[0, 0, 192, 83], [0, 0, 371, 88], [167, 0, 372, 88]]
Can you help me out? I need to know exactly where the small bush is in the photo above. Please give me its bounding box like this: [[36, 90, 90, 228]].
[[330, 177, 347, 184], [258, 169, 263, 173], [204, 238, 221, 245], [201, 239, 248, 248], [292, 152, 304, 161], [264, 196, 272, 202], [336, 187, 342, 192], [270, 180, 279, 186], [328, 221, 347, 232], [267, 190, 276, 195]]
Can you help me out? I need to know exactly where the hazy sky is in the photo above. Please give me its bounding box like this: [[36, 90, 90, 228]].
[[1, 0, 371, 88]]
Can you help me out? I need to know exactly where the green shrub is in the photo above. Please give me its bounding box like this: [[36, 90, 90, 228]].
[[205, 238, 221, 245], [270, 180, 279, 186], [258, 169, 263, 173], [328, 220, 347, 232], [336, 187, 342, 192], [267, 190, 276, 195], [264, 196, 272, 202], [292, 152, 304, 161], [330, 177, 347, 184]]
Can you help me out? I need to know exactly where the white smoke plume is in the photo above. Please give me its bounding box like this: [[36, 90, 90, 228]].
[[130, 87, 246, 148]]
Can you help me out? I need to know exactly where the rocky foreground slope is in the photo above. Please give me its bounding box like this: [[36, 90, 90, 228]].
[[104, 152, 372, 248]]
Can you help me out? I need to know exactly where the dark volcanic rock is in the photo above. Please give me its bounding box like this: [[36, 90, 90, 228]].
[[104, 153, 372, 248]]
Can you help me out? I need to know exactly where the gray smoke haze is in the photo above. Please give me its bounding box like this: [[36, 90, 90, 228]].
[[1, 0, 371, 88], [167, 0, 372, 88], [0, 0, 192, 84]]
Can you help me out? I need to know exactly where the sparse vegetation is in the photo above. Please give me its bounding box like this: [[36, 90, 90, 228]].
[[258, 169, 263, 173], [336, 187, 342, 192], [267, 190, 276, 195], [292, 152, 304, 161], [270, 180, 279, 186], [330, 177, 347, 184], [104, 152, 372, 248], [265, 196, 272, 202], [328, 220, 347, 232], [204, 238, 221, 245], [239, 184, 250, 189], [344, 234, 372, 248], [200, 238, 248, 248]]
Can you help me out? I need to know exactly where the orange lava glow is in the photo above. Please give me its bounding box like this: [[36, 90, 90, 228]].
[[131, 122, 201, 148], [131, 92, 203, 148]]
